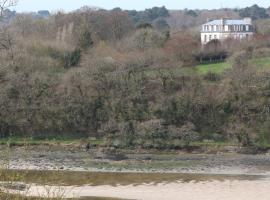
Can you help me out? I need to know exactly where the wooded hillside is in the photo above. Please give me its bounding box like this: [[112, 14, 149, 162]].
[[1, 4, 270, 149]]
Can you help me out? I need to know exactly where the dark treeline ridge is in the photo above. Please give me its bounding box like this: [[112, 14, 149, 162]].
[[1, 5, 270, 149]]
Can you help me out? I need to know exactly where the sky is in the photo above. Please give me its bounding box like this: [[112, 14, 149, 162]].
[[13, 0, 269, 12]]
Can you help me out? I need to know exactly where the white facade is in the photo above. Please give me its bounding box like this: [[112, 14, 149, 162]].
[[201, 18, 254, 45]]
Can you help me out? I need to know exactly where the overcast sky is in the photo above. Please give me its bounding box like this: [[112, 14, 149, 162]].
[[13, 0, 269, 12]]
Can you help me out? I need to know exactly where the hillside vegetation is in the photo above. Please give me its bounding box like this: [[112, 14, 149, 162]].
[[0, 6, 270, 149]]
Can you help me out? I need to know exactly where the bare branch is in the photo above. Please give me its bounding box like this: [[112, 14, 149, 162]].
[[0, 0, 18, 17]]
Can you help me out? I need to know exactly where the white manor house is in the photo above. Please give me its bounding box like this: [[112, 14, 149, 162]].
[[201, 18, 254, 45]]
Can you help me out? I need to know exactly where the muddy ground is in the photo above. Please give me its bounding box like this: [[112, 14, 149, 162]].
[[0, 145, 270, 175]]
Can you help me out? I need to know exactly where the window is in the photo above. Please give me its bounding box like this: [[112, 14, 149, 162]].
[[209, 35, 212, 40], [204, 35, 207, 42], [216, 25, 219, 31], [214, 35, 217, 39]]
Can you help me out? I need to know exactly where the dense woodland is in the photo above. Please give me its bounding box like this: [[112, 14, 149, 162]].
[[1, 4, 270, 149]]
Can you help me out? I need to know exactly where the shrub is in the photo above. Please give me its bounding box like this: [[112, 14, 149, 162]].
[[46, 46, 81, 68], [122, 121, 137, 147], [78, 29, 94, 50], [61, 48, 81, 68], [169, 122, 200, 146], [252, 47, 270, 58], [133, 28, 167, 50], [164, 32, 200, 65], [137, 119, 169, 149], [258, 121, 270, 146], [203, 71, 221, 82]]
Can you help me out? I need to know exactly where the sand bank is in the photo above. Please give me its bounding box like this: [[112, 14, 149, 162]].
[[12, 178, 270, 200]]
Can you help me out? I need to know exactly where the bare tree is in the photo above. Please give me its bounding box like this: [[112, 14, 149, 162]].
[[0, 28, 14, 59], [0, 0, 18, 17], [0, 0, 19, 61]]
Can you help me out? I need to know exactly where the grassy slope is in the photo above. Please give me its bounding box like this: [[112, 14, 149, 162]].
[[137, 57, 270, 81], [195, 62, 232, 74], [195, 57, 270, 75]]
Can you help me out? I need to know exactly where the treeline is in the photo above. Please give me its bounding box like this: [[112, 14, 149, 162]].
[[3, 4, 270, 32], [1, 7, 270, 149]]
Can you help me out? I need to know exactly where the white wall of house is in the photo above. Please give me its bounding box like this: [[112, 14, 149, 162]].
[[200, 19, 254, 45], [201, 32, 254, 45]]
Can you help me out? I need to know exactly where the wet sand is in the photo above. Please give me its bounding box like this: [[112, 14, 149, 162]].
[[13, 178, 270, 200], [2, 145, 270, 200]]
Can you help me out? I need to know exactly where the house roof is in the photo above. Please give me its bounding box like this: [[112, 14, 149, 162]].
[[203, 19, 252, 26]]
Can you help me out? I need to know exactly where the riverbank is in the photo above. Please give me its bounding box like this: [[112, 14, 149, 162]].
[[1, 145, 270, 200], [1, 145, 270, 175]]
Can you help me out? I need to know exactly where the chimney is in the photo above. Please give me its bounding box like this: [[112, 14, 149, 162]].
[[243, 17, 252, 24], [221, 18, 225, 25], [221, 18, 226, 31]]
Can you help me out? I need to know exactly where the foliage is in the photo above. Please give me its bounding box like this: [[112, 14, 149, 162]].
[[136, 23, 153, 29], [78, 29, 93, 50], [258, 120, 270, 146], [128, 6, 169, 24], [1, 6, 270, 150], [184, 9, 198, 17], [164, 32, 200, 65], [61, 48, 81, 68], [132, 28, 167, 49], [239, 4, 269, 20], [154, 19, 170, 31]]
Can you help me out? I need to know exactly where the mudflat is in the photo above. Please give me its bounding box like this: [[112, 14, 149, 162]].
[[1, 145, 270, 175], [1, 145, 270, 200]]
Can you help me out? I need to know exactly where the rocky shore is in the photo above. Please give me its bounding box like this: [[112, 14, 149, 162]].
[[1, 145, 270, 175]]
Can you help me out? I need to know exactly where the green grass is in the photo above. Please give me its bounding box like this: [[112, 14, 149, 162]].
[[0, 136, 236, 149], [139, 57, 270, 78], [195, 62, 232, 74], [195, 56, 270, 75], [0, 137, 104, 146], [191, 141, 237, 147]]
